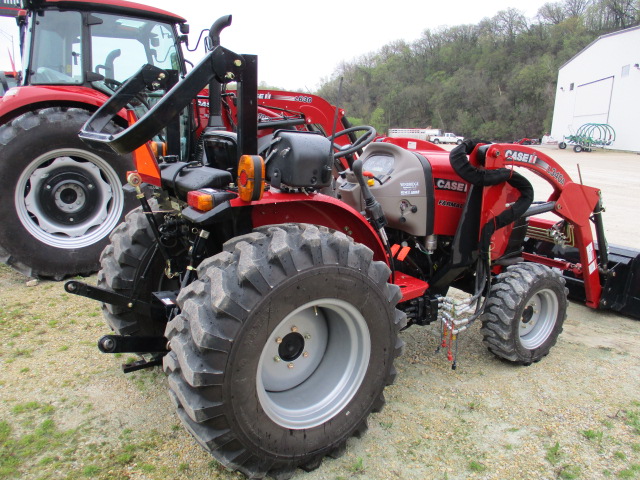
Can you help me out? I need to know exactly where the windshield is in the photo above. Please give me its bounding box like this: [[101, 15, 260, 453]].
[[90, 13, 181, 86], [28, 9, 181, 86]]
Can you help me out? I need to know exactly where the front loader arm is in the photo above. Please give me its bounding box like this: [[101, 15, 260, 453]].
[[483, 144, 605, 309], [79, 46, 256, 157]]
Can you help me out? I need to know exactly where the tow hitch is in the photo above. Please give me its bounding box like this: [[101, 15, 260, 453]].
[[65, 280, 174, 372]]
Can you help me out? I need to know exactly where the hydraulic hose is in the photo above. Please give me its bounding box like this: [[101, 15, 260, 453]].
[[449, 139, 533, 255]]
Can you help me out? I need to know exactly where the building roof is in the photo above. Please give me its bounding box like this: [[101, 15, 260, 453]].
[[560, 25, 640, 70]]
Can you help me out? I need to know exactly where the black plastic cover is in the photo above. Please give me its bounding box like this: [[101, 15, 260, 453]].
[[202, 130, 238, 176], [266, 130, 332, 189]]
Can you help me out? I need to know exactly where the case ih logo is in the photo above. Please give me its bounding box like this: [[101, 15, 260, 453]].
[[434, 178, 468, 192], [505, 149, 538, 164], [505, 149, 566, 185]]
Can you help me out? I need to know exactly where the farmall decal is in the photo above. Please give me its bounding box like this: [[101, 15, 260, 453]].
[[438, 200, 463, 209], [505, 149, 566, 185]]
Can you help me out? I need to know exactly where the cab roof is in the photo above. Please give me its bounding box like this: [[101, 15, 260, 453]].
[[27, 0, 186, 24]]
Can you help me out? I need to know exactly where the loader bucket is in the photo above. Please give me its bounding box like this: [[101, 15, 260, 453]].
[[527, 242, 640, 319], [599, 245, 640, 319]]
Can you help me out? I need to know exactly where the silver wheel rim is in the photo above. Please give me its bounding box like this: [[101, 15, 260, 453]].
[[15, 149, 124, 249], [257, 298, 371, 429], [519, 288, 559, 349]]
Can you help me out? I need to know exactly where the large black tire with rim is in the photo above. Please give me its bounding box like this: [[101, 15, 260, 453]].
[[164, 223, 406, 478], [480, 263, 568, 365], [98, 201, 175, 337], [0, 107, 136, 279]]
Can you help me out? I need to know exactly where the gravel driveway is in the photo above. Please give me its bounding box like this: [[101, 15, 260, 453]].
[[0, 146, 638, 480]]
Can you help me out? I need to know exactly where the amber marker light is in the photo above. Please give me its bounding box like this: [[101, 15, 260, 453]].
[[187, 190, 215, 212], [237, 155, 265, 202]]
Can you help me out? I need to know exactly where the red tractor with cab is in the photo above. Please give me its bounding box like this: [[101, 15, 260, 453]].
[[65, 15, 640, 479], [0, 0, 350, 279]]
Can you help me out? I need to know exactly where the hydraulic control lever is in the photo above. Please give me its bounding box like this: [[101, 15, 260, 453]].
[[352, 159, 388, 241]]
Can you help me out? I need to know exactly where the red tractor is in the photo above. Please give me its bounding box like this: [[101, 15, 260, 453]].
[[0, 0, 350, 279], [66, 15, 640, 479]]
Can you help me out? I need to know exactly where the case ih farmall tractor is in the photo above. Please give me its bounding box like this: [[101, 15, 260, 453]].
[[64, 14, 640, 479], [0, 0, 349, 279]]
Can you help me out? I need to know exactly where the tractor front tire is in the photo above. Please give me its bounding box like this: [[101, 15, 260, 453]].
[[480, 263, 567, 365], [98, 202, 174, 336], [164, 224, 406, 479], [559, 142, 567, 149], [0, 107, 136, 279], [573, 145, 583, 153]]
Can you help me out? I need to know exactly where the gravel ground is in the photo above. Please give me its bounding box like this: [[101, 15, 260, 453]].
[[0, 146, 639, 480]]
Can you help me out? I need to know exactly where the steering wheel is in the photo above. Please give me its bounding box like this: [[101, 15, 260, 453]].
[[330, 125, 376, 159]]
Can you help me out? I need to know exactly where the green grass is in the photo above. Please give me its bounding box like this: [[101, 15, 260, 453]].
[[0, 399, 166, 480], [468, 460, 486, 472], [546, 441, 563, 465], [582, 429, 604, 442], [558, 464, 581, 479], [348, 457, 365, 474], [615, 451, 628, 461], [617, 464, 640, 479], [625, 409, 640, 435], [0, 417, 74, 478], [82, 464, 101, 476]]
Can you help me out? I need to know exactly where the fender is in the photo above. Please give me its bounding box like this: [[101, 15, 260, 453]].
[[0, 85, 126, 124], [230, 191, 388, 263]]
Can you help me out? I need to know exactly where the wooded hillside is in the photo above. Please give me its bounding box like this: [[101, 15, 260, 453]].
[[316, 0, 639, 141]]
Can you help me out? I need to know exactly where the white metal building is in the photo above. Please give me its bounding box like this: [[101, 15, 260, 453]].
[[550, 25, 640, 152]]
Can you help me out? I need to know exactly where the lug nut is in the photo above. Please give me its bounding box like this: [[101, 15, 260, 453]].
[[287, 363, 294, 369], [303, 352, 309, 358], [273, 356, 281, 362], [291, 326, 298, 333], [275, 337, 282, 344]]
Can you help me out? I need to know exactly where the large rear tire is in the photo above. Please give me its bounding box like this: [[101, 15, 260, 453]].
[[0, 107, 136, 279], [98, 202, 174, 336], [164, 224, 406, 478], [480, 263, 567, 365]]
